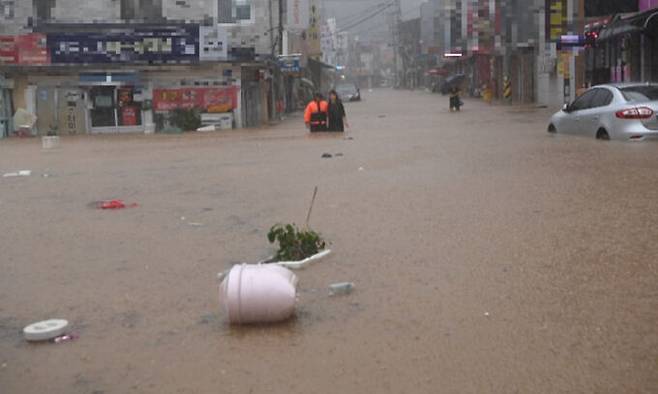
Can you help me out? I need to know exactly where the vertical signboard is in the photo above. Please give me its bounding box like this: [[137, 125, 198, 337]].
[[0, 36, 16, 64], [307, 0, 321, 58], [199, 25, 228, 61], [287, 0, 309, 30], [547, 0, 567, 42]]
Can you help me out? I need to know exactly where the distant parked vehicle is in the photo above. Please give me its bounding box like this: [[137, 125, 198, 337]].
[[335, 84, 361, 102], [548, 83, 658, 141]]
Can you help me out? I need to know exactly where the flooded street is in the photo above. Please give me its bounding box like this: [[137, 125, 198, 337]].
[[1, 89, 657, 393]]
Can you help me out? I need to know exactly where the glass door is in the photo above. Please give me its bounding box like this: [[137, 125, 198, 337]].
[[89, 86, 117, 129], [117, 87, 142, 127]]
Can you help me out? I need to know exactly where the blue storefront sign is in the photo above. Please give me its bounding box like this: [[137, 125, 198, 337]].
[[48, 25, 200, 65], [278, 55, 301, 73]]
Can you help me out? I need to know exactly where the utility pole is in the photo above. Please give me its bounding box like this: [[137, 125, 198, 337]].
[[278, 0, 284, 55], [268, 0, 277, 121], [393, 0, 402, 88], [277, 0, 284, 116], [269, 0, 275, 56]]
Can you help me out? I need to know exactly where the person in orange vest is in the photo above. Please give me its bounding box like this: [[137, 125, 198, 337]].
[[304, 92, 329, 132]]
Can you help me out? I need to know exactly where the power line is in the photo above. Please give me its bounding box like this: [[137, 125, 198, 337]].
[[336, 0, 393, 30], [336, 0, 397, 33], [337, 0, 396, 30]]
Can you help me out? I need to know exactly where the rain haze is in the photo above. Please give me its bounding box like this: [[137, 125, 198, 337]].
[[1, 0, 657, 393]]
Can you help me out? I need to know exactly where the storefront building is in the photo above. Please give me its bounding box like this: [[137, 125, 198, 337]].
[[13, 66, 241, 136], [0, 23, 249, 135], [584, 5, 658, 86]]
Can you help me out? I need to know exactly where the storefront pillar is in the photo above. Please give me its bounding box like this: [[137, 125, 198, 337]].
[[143, 82, 156, 134], [0, 75, 11, 139]]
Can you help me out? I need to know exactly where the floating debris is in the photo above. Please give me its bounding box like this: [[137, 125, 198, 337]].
[[329, 282, 354, 296], [53, 333, 79, 344], [275, 249, 332, 270], [219, 264, 298, 324], [96, 200, 138, 210], [3, 170, 31, 178], [23, 319, 70, 342]]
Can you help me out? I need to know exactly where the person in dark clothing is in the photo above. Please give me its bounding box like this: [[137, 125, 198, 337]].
[[327, 90, 348, 132], [449, 86, 462, 111]]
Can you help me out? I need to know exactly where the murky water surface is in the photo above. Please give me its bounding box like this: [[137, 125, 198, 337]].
[[1, 90, 657, 393]]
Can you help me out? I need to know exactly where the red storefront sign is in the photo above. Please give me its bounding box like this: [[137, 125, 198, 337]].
[[0, 34, 49, 65], [16, 34, 49, 64], [121, 106, 139, 126], [0, 36, 17, 64], [152, 87, 238, 112]]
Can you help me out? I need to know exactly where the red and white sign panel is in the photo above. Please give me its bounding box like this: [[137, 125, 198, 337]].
[[0, 34, 49, 65], [153, 87, 238, 112]]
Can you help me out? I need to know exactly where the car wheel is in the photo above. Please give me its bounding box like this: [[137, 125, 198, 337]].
[[547, 124, 557, 133], [596, 128, 610, 140]]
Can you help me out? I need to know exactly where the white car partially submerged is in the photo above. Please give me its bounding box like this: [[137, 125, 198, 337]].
[[548, 83, 658, 141]]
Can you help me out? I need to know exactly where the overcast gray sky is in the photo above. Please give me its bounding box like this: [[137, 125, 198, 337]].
[[324, 0, 424, 20], [323, 0, 424, 42]]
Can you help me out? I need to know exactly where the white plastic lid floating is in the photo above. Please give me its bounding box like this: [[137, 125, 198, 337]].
[[23, 319, 70, 341]]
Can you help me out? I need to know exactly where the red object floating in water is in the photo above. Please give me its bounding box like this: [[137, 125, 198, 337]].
[[100, 200, 126, 209], [98, 200, 138, 210]]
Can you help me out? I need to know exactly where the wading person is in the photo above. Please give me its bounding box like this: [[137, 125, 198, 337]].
[[304, 93, 329, 132], [449, 86, 462, 112], [327, 90, 348, 132]]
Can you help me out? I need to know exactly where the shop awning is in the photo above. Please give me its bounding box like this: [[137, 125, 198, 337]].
[[598, 9, 658, 41], [598, 21, 641, 40], [300, 78, 315, 88], [640, 9, 658, 37], [308, 58, 337, 70]]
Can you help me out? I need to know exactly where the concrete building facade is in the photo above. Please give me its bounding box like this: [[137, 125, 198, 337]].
[[0, 0, 291, 137]]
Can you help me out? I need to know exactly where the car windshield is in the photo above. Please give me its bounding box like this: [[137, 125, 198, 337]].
[[620, 86, 658, 102], [336, 85, 356, 94]]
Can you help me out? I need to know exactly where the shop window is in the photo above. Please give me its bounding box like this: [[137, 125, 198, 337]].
[[234, 0, 251, 22], [89, 86, 142, 129], [33, 0, 55, 21], [1, 1, 15, 19], [117, 87, 142, 127], [90, 87, 116, 128], [217, 0, 232, 23], [217, 0, 251, 23]]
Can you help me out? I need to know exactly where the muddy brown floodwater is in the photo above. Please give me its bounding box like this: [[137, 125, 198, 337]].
[[1, 90, 657, 394]]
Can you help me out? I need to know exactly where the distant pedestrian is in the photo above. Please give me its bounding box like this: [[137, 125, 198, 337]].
[[449, 86, 462, 111], [327, 90, 348, 132], [304, 92, 329, 132]]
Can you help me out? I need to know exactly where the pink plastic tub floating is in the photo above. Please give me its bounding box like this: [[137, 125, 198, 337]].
[[219, 264, 299, 324]]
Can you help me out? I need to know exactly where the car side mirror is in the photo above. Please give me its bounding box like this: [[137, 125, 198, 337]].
[[562, 103, 570, 112]]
